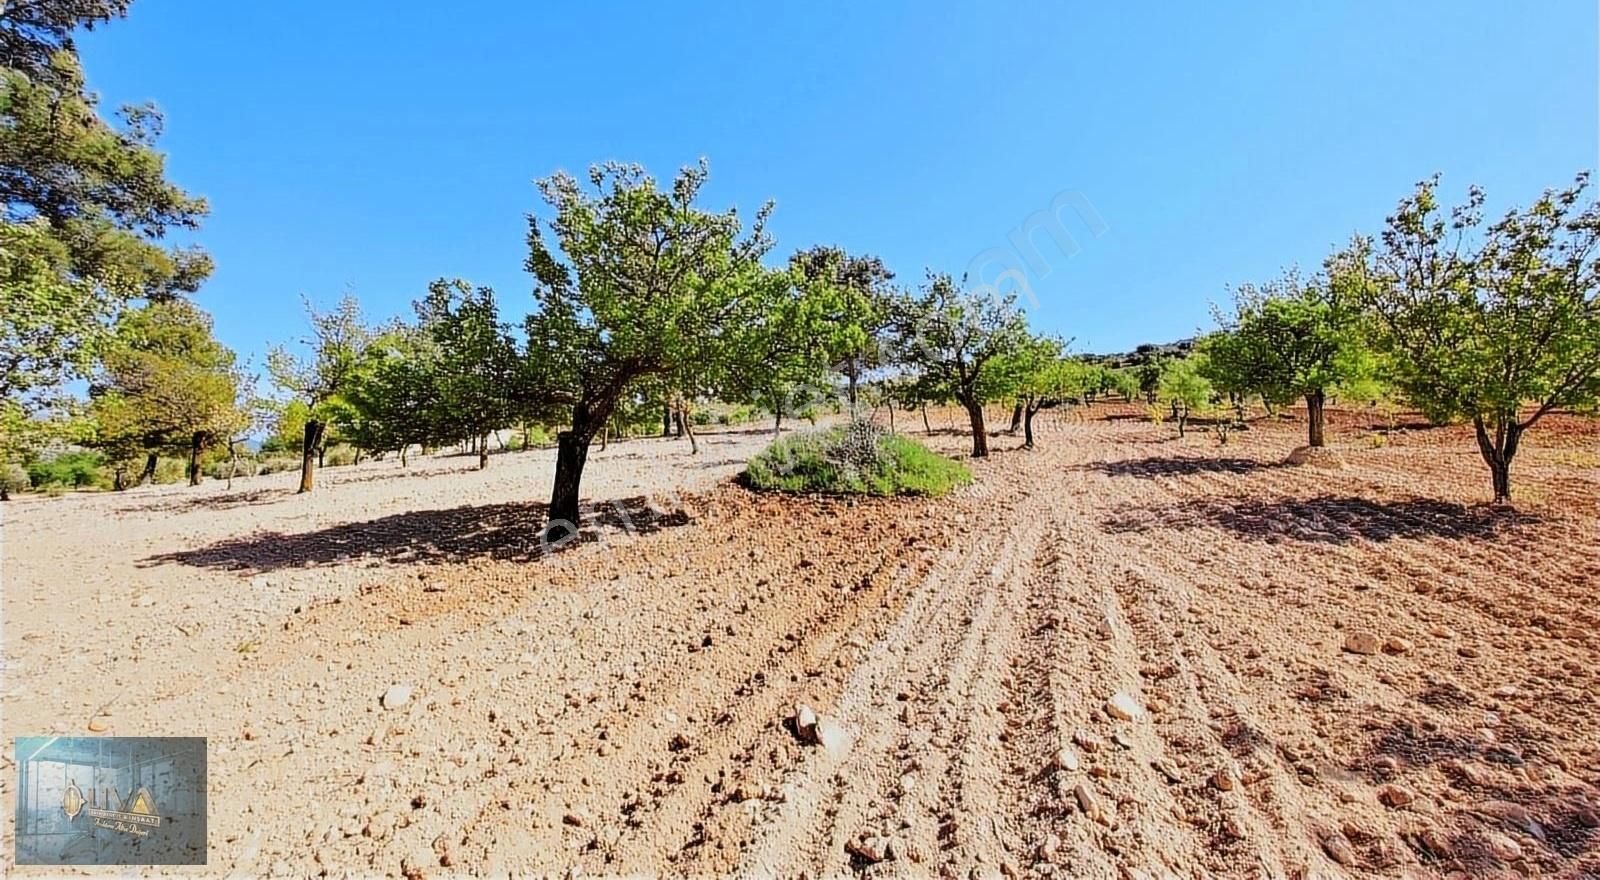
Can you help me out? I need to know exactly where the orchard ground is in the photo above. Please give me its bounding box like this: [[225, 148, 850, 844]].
[[1, 405, 1597, 878]]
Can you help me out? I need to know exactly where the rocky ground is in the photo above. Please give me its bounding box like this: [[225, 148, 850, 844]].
[[2, 407, 1597, 878]]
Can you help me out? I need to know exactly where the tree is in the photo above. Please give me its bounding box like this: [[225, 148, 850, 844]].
[[1353, 173, 1600, 503], [523, 160, 776, 542], [88, 301, 247, 486], [996, 335, 1067, 449], [1158, 356, 1212, 437], [890, 273, 1029, 457], [1135, 355, 1167, 404], [789, 246, 895, 415], [268, 295, 367, 493], [1206, 270, 1374, 447], [415, 279, 519, 469], [2, 4, 211, 418], [338, 324, 438, 466]]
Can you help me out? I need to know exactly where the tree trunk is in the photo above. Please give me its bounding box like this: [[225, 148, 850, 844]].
[[847, 360, 860, 416], [318, 445, 326, 469], [0, 484, 8, 501], [477, 432, 489, 470], [600, 424, 609, 451], [546, 422, 599, 546], [298, 419, 325, 493], [140, 452, 158, 486], [887, 402, 896, 434], [187, 432, 203, 486], [1178, 407, 1188, 437], [400, 444, 408, 467], [683, 413, 699, 455], [1023, 402, 1039, 449], [963, 398, 989, 457], [673, 408, 685, 438], [1305, 389, 1327, 448], [1008, 401, 1023, 434], [113, 466, 128, 491], [662, 406, 673, 437], [773, 408, 782, 435], [1473, 415, 1521, 504]]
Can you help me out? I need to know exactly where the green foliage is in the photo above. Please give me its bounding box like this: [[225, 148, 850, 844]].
[[524, 159, 782, 534], [26, 449, 107, 489], [1353, 173, 1600, 500], [87, 300, 248, 476], [788, 246, 895, 411], [889, 273, 1029, 456], [744, 421, 971, 497], [415, 279, 520, 458], [260, 399, 311, 454], [1158, 356, 1213, 435]]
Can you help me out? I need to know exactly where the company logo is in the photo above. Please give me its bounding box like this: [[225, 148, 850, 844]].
[[63, 781, 163, 836]]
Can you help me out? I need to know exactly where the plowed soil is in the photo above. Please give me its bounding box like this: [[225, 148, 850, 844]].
[[3, 407, 1598, 878]]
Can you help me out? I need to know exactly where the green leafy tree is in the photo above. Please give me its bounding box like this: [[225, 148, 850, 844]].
[[994, 334, 1068, 449], [268, 295, 368, 493], [1158, 355, 1213, 437], [1134, 355, 1167, 404], [523, 160, 776, 542], [338, 324, 439, 466], [1208, 269, 1374, 447], [890, 273, 1029, 457], [789, 246, 895, 415], [1353, 173, 1600, 503], [88, 301, 247, 486], [415, 279, 520, 469]]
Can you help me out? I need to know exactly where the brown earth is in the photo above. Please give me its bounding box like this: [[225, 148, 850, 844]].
[[2, 406, 1597, 878]]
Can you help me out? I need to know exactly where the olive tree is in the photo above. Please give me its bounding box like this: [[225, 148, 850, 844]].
[[268, 295, 368, 493], [1353, 173, 1600, 503], [524, 160, 776, 543]]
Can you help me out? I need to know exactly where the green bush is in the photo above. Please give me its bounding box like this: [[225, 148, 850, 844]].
[[27, 451, 110, 490], [509, 426, 554, 450], [744, 421, 971, 497], [2, 463, 31, 495], [151, 456, 187, 484]]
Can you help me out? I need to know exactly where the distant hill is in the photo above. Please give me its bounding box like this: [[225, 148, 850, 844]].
[[1081, 338, 1196, 368]]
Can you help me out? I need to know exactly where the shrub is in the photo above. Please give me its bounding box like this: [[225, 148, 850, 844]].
[[2, 463, 31, 496], [27, 451, 110, 490], [509, 426, 554, 450], [744, 421, 971, 497], [256, 455, 301, 475], [322, 444, 358, 467], [151, 456, 187, 484]]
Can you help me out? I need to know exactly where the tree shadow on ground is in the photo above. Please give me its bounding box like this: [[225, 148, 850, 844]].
[[1348, 702, 1597, 874], [140, 496, 689, 573], [1100, 496, 1538, 544], [1075, 456, 1279, 478], [120, 487, 291, 515]]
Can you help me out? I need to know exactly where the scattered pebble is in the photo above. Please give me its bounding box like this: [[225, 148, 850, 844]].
[[1342, 632, 1381, 655], [381, 684, 413, 709]]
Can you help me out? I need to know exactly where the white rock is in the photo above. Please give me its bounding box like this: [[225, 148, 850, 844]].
[[1053, 747, 1080, 772], [1106, 692, 1143, 721], [381, 684, 412, 709], [793, 704, 819, 743]]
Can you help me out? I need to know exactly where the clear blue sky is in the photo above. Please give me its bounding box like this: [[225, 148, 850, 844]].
[[78, 1, 1597, 364]]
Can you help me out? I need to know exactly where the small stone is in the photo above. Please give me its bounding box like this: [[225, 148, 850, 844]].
[[668, 733, 691, 751], [1053, 748, 1080, 772], [1378, 784, 1415, 807], [1106, 692, 1142, 721], [1072, 729, 1102, 753], [1484, 831, 1521, 861], [381, 684, 413, 709], [1457, 646, 1481, 659], [1321, 831, 1358, 866], [1039, 833, 1062, 858], [792, 704, 819, 743], [1072, 782, 1107, 825], [1152, 760, 1181, 784], [1211, 768, 1237, 791], [1414, 827, 1452, 858], [1491, 684, 1519, 699], [846, 835, 892, 863], [562, 811, 586, 828], [1382, 637, 1413, 655], [1343, 632, 1382, 655], [87, 718, 108, 733]]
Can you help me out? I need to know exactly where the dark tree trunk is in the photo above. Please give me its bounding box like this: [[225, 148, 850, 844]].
[[773, 408, 782, 435], [673, 408, 685, 438], [1, 484, 9, 501], [1023, 401, 1040, 449], [662, 406, 673, 437], [298, 419, 325, 493], [113, 466, 129, 491], [1306, 389, 1327, 448], [546, 408, 605, 546], [1008, 401, 1023, 434], [318, 445, 326, 469], [400, 444, 408, 467], [477, 432, 489, 470], [140, 452, 158, 486], [921, 404, 931, 435], [523, 423, 533, 450], [187, 432, 203, 486], [888, 402, 897, 434], [846, 360, 860, 416], [1473, 415, 1521, 504], [963, 398, 989, 457], [600, 424, 609, 451], [1177, 406, 1188, 437]]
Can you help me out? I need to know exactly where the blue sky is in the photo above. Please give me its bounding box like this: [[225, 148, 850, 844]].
[[79, 2, 1597, 364]]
